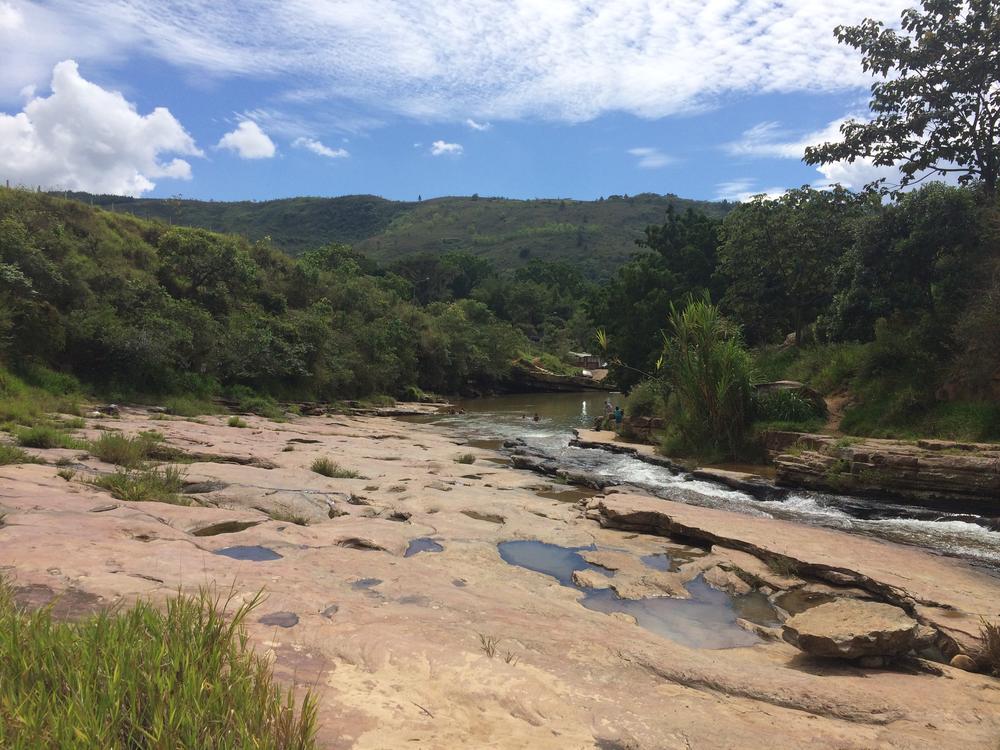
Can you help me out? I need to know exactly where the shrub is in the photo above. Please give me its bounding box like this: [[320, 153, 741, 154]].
[[0, 581, 317, 748], [401, 385, 426, 403], [14, 425, 77, 449], [89, 466, 186, 504], [163, 396, 219, 418], [660, 299, 754, 459], [228, 416, 248, 428], [310, 457, 362, 479], [752, 389, 823, 424], [625, 379, 666, 418], [0, 444, 37, 466], [89, 432, 149, 467], [455, 453, 476, 464]]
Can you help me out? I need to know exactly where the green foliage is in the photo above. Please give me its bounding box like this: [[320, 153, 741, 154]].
[[89, 466, 186, 504], [227, 416, 248, 428], [716, 186, 873, 345], [88, 432, 161, 467], [163, 396, 219, 418], [66, 192, 730, 280], [310, 458, 361, 479], [660, 300, 754, 459], [14, 425, 77, 450], [590, 208, 722, 389], [0, 581, 317, 748], [455, 453, 477, 465], [624, 379, 667, 418], [0, 189, 532, 401], [804, 0, 1000, 197], [752, 389, 823, 424], [0, 444, 37, 465]]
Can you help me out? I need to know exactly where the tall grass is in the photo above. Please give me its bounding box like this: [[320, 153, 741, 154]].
[[0, 582, 317, 748], [0, 444, 39, 466], [14, 425, 79, 450], [660, 299, 754, 460], [89, 466, 187, 504]]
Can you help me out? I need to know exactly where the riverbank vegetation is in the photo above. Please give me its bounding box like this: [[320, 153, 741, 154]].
[[0, 583, 317, 748], [595, 0, 1000, 458], [0, 187, 599, 410]]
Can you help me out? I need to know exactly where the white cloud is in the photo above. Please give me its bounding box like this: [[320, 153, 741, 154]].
[[725, 117, 906, 191], [466, 118, 491, 131], [0, 1, 23, 30], [627, 147, 673, 169], [217, 120, 275, 159], [0, 59, 200, 196], [2, 0, 912, 121], [715, 178, 788, 202], [292, 136, 349, 159], [430, 139, 462, 156]]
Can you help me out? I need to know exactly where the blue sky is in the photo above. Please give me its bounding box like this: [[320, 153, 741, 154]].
[[0, 0, 909, 202]]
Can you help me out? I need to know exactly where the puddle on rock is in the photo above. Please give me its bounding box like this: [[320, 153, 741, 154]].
[[499, 541, 774, 649], [258, 611, 299, 628], [215, 545, 283, 561], [465, 438, 504, 451], [640, 553, 674, 572], [581, 577, 767, 649], [774, 589, 837, 616], [536, 487, 602, 503], [498, 540, 609, 586], [350, 577, 382, 590], [405, 538, 444, 557]]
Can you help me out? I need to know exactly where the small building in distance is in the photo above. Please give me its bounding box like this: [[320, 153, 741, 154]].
[[568, 351, 601, 370]]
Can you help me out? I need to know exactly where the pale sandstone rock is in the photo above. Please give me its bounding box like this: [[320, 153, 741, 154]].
[[2, 410, 1000, 749], [782, 600, 922, 659]]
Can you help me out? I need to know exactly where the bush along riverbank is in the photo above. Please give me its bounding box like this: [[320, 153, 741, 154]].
[[588, 297, 1000, 508]]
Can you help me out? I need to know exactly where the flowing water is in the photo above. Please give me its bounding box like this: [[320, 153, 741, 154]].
[[411, 392, 1000, 570]]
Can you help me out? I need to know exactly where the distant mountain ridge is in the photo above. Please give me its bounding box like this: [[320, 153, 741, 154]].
[[55, 191, 732, 278]]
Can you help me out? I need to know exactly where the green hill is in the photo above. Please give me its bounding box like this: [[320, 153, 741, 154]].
[[58, 191, 732, 279]]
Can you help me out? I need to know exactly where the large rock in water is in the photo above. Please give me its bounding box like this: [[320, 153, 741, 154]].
[[782, 599, 924, 660]]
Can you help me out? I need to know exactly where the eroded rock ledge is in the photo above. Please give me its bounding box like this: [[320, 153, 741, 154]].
[[768, 431, 1000, 508], [587, 492, 1000, 656]]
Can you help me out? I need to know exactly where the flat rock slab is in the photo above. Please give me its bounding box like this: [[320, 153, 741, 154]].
[[782, 599, 921, 659], [590, 492, 1000, 654]]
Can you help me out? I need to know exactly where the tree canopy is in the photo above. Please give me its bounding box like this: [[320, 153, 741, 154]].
[[805, 0, 1000, 197]]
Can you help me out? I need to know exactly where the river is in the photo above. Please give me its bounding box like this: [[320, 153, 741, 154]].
[[411, 391, 1000, 570]]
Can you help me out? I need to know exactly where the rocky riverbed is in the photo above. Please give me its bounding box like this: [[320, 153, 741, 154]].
[[2, 408, 1000, 748]]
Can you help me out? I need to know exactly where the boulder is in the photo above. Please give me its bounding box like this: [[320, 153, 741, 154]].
[[782, 599, 925, 660], [949, 654, 977, 672]]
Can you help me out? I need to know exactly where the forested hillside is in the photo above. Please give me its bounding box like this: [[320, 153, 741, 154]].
[[58, 191, 731, 279], [0, 188, 595, 402]]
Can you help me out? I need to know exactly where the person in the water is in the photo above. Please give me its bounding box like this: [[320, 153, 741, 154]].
[[532, 413, 540, 422]]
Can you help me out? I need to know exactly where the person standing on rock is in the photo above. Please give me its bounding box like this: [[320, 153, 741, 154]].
[[614, 406, 624, 432]]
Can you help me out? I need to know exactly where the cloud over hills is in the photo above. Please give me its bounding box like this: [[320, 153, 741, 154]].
[[0, 60, 200, 195]]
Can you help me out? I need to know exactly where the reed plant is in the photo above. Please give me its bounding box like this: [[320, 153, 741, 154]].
[[0, 582, 317, 748]]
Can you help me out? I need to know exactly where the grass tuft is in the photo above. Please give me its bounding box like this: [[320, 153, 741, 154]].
[[56, 468, 76, 482], [0, 444, 40, 466], [454, 453, 476, 465], [14, 425, 78, 450], [228, 416, 249, 428], [89, 466, 187, 504], [310, 457, 362, 479], [976, 618, 1000, 677], [0, 581, 317, 748]]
